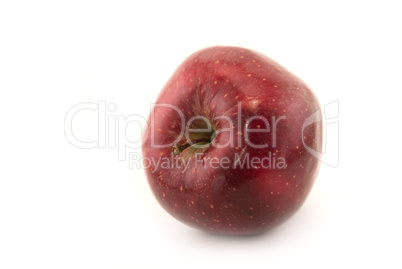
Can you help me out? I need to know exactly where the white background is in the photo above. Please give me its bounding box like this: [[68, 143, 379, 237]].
[[1, 0, 401, 268]]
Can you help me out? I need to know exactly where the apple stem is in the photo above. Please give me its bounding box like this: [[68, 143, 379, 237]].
[[172, 138, 212, 155]]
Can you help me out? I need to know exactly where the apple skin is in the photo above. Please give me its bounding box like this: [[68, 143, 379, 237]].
[[142, 46, 322, 235]]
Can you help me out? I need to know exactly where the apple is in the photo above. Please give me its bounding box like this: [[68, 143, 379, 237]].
[[142, 46, 322, 235]]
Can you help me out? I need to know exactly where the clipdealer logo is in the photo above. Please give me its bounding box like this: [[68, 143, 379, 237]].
[[64, 100, 339, 169]]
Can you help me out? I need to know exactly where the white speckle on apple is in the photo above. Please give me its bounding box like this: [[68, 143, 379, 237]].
[[247, 74, 252, 77], [210, 204, 214, 209], [215, 60, 220, 64], [214, 80, 218, 85], [274, 85, 277, 88]]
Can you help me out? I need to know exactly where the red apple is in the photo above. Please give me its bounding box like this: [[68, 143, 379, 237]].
[[142, 46, 322, 235]]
